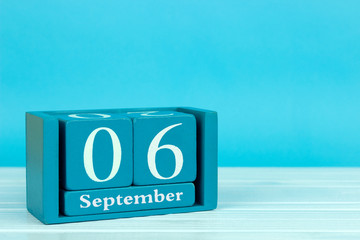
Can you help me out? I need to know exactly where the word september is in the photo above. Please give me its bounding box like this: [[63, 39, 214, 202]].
[[80, 189, 183, 211], [61, 183, 195, 216]]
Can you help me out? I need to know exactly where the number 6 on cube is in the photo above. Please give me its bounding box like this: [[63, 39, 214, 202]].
[[132, 112, 197, 186], [148, 123, 184, 180]]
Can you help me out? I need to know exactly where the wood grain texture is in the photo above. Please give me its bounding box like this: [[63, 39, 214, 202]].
[[1, 167, 360, 239]]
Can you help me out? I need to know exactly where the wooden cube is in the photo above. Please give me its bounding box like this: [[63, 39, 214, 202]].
[[26, 107, 217, 224]]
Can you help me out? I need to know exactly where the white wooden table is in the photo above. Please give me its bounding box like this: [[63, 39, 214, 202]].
[[1, 167, 360, 239]]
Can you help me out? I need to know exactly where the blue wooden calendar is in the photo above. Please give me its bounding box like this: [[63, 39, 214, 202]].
[[26, 107, 218, 224]]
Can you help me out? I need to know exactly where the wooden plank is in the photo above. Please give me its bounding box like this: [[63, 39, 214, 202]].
[[1, 167, 360, 239]]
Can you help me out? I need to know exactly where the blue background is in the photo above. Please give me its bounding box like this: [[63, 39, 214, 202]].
[[1, 0, 360, 167]]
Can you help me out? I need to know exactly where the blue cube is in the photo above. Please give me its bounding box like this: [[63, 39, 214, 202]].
[[57, 112, 133, 190], [126, 111, 197, 186]]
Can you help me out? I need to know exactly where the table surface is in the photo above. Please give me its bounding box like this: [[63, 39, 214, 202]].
[[1, 167, 360, 239]]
